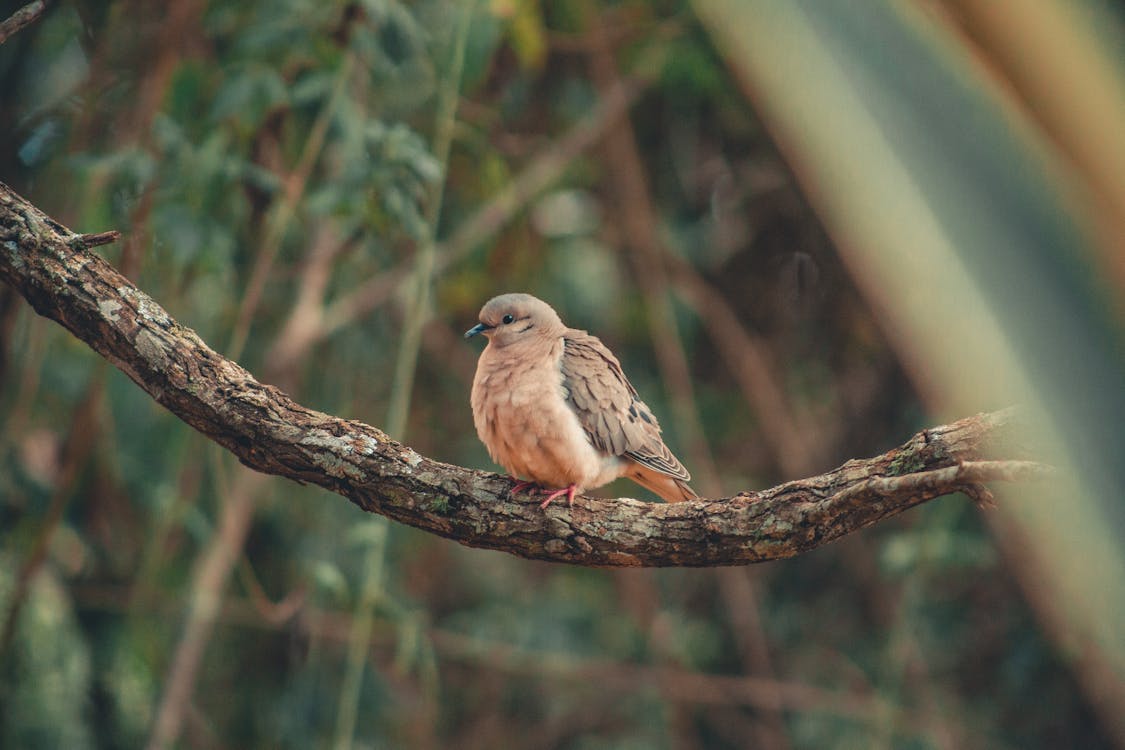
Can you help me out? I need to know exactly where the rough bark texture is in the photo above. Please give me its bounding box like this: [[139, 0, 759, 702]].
[[0, 182, 1048, 566]]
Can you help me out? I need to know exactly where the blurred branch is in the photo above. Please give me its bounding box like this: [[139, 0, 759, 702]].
[[427, 631, 929, 732], [584, 13, 720, 499], [582, 11, 778, 746], [146, 34, 370, 749], [693, 2, 1125, 744], [665, 252, 825, 476], [146, 475, 259, 750], [226, 52, 355, 360], [260, 77, 645, 363], [0, 0, 45, 46], [236, 556, 307, 626], [73, 582, 951, 735], [943, 0, 1125, 295], [335, 4, 474, 747], [985, 509, 1125, 748], [715, 567, 791, 749], [0, 367, 104, 655], [0, 181, 1051, 567], [147, 227, 352, 748], [318, 76, 643, 338]]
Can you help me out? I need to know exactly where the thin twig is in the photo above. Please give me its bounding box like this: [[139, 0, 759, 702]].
[[236, 557, 307, 626], [76, 230, 121, 248], [829, 460, 1051, 506], [264, 226, 353, 376], [0, 0, 46, 46]]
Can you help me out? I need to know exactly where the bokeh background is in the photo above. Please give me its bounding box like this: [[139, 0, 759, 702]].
[[1, 1, 1123, 748]]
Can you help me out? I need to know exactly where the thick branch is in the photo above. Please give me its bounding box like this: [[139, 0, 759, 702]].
[[0, 182, 1047, 566]]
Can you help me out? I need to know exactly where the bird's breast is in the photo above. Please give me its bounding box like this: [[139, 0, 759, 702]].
[[470, 342, 623, 490]]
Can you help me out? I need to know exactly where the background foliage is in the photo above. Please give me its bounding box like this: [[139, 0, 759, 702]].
[[1, 0, 1122, 748]]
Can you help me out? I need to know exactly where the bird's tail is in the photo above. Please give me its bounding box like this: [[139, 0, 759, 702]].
[[628, 466, 700, 503]]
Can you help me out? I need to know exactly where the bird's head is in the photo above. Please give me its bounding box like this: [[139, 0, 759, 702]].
[[465, 293, 564, 348]]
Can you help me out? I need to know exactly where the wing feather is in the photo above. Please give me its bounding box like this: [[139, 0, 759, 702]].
[[560, 333, 691, 482]]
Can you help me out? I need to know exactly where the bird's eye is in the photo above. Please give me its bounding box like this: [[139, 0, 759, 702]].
[[502, 314, 514, 324]]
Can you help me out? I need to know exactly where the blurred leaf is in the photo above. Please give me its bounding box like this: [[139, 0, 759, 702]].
[[209, 63, 290, 131], [879, 526, 997, 576], [495, 0, 548, 71], [290, 70, 337, 105], [312, 560, 351, 604], [695, 0, 1125, 739], [0, 560, 93, 749], [346, 517, 390, 549]]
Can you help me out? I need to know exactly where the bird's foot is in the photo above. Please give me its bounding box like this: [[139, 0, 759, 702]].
[[539, 484, 578, 509], [506, 477, 577, 509], [507, 478, 540, 498]]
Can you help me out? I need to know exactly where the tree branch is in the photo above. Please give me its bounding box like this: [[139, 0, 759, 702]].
[[0, 181, 1049, 566], [0, 0, 46, 46]]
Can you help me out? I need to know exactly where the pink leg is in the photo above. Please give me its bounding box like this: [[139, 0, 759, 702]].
[[508, 478, 540, 498], [539, 483, 578, 509]]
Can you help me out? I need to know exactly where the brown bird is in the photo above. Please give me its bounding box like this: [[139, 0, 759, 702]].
[[465, 293, 697, 508]]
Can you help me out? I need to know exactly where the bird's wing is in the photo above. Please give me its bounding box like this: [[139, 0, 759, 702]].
[[560, 332, 691, 481]]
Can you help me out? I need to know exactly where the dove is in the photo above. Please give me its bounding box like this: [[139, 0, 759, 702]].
[[465, 292, 697, 508]]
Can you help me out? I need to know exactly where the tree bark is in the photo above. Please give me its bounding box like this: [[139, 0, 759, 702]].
[[0, 181, 1049, 567]]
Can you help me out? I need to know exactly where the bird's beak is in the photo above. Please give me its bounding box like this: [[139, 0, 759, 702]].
[[464, 322, 492, 339]]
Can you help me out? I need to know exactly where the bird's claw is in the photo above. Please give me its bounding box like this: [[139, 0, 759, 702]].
[[506, 477, 577, 509], [539, 484, 577, 509], [507, 478, 539, 498]]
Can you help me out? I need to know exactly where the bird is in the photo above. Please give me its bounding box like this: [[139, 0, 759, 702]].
[[465, 292, 697, 508]]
